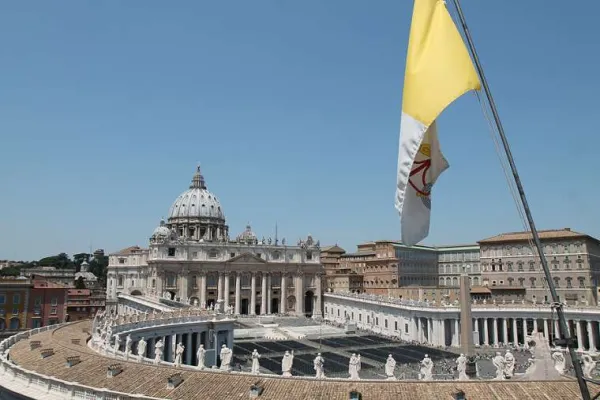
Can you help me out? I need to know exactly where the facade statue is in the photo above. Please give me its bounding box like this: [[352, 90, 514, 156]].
[[492, 352, 505, 380], [523, 332, 562, 380], [219, 344, 232, 371], [251, 349, 261, 374], [419, 355, 433, 381], [582, 354, 596, 379], [348, 353, 361, 380], [137, 337, 147, 361], [313, 353, 325, 378], [281, 350, 294, 377], [196, 344, 206, 369], [552, 351, 566, 374], [174, 342, 185, 368], [504, 350, 515, 378], [385, 354, 396, 380], [154, 339, 164, 364], [456, 354, 468, 381], [125, 335, 133, 359]]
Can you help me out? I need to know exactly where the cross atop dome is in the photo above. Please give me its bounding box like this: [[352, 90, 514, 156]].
[[190, 164, 206, 189]]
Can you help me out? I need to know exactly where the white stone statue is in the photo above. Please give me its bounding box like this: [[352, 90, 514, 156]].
[[114, 334, 121, 353], [522, 332, 562, 380], [582, 354, 596, 379], [174, 342, 185, 367], [251, 349, 261, 374], [552, 351, 566, 374], [281, 350, 294, 377], [492, 352, 505, 380], [196, 344, 206, 369], [419, 354, 433, 381], [504, 350, 515, 378], [456, 354, 468, 381], [154, 339, 164, 364], [313, 353, 325, 378], [385, 354, 396, 380], [348, 353, 361, 380], [219, 344, 232, 371], [137, 337, 147, 361], [125, 335, 133, 359]]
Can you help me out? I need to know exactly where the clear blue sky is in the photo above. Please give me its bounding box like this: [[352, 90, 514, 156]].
[[1, 1, 598, 261]]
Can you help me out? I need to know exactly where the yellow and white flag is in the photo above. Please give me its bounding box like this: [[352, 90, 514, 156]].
[[395, 0, 480, 246]]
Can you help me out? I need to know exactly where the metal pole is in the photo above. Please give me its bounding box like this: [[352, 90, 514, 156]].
[[451, 1, 590, 398]]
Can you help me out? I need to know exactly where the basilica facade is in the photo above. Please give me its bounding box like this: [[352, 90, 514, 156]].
[[106, 166, 323, 317]]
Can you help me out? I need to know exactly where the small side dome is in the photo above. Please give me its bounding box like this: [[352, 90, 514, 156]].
[[237, 224, 257, 243], [152, 219, 171, 238]]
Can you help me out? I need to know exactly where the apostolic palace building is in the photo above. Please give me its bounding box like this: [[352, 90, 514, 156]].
[[105, 166, 323, 318]]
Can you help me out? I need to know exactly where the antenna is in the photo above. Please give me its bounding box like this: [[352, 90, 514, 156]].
[[275, 222, 279, 245]]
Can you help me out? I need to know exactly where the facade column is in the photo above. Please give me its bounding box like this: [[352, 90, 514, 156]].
[[533, 318, 538, 334], [261, 273, 267, 315], [200, 274, 207, 308], [512, 318, 519, 344], [474, 318, 480, 345], [295, 274, 304, 316], [223, 274, 230, 311], [439, 319, 446, 346], [554, 319, 560, 340], [314, 274, 323, 318], [576, 320, 584, 351], [521, 318, 527, 341], [483, 318, 489, 345], [543, 318, 549, 339], [588, 320, 597, 352], [280, 274, 287, 314], [502, 318, 508, 345], [250, 273, 257, 315], [267, 274, 272, 314], [428, 318, 434, 345], [217, 273, 223, 301], [180, 270, 189, 302], [235, 273, 241, 315], [492, 318, 498, 346], [185, 333, 192, 365]]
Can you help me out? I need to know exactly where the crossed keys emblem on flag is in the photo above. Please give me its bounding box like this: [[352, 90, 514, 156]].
[[408, 144, 433, 209]]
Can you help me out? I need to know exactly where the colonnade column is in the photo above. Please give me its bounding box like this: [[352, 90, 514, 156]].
[[576, 320, 584, 351], [295, 274, 304, 316], [452, 319, 459, 347], [483, 318, 489, 345], [502, 319, 508, 345], [543, 318, 549, 339], [200, 274, 207, 308], [554, 319, 560, 340], [261, 274, 268, 315], [533, 318, 538, 334], [235, 273, 241, 315], [250, 273, 257, 315], [588, 321, 597, 352], [314, 274, 323, 318], [267, 274, 272, 314], [185, 333, 192, 365], [439, 319, 445, 346], [474, 318, 480, 345], [492, 318, 498, 345], [223, 274, 230, 310], [280, 274, 287, 315], [512, 318, 519, 344], [521, 318, 527, 340]]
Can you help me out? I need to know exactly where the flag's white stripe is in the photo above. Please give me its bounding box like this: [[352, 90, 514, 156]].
[[395, 112, 428, 246]]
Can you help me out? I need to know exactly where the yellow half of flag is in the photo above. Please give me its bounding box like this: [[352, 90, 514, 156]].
[[395, 0, 481, 246]]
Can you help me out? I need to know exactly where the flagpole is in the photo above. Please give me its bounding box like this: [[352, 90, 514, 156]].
[[451, 0, 590, 398]]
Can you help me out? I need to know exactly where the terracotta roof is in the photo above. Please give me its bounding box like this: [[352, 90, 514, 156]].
[[320, 245, 346, 254], [8, 320, 594, 400], [111, 246, 147, 256], [478, 228, 591, 244]]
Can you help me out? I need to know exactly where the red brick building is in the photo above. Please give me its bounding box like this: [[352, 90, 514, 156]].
[[27, 280, 68, 329]]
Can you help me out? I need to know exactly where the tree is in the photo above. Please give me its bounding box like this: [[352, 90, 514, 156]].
[[75, 276, 86, 289], [38, 253, 74, 269], [0, 266, 21, 276]]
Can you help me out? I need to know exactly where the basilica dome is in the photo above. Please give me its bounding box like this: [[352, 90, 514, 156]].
[[167, 166, 225, 221]]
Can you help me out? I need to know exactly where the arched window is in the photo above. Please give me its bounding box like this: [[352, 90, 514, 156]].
[[452, 277, 458, 287], [439, 277, 445, 286], [9, 317, 19, 330], [118, 276, 123, 287], [473, 277, 480, 286], [445, 277, 451, 286], [553, 277, 560, 287]]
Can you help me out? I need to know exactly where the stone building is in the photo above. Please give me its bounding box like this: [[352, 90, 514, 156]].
[[478, 228, 600, 304], [106, 166, 324, 317], [437, 244, 481, 287]]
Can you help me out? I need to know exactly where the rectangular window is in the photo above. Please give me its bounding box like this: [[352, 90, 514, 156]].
[[359, 314, 362, 322], [13, 294, 20, 304], [119, 258, 125, 264], [35, 297, 42, 306], [385, 319, 388, 328], [168, 248, 176, 257], [405, 324, 409, 333], [367, 316, 370, 324], [0, 294, 5, 305], [395, 321, 398, 330], [12, 306, 18, 315], [51, 297, 58, 306], [32, 319, 41, 328], [50, 307, 57, 315], [230, 253, 235, 258], [376, 317, 379, 326], [192, 252, 198, 258]]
